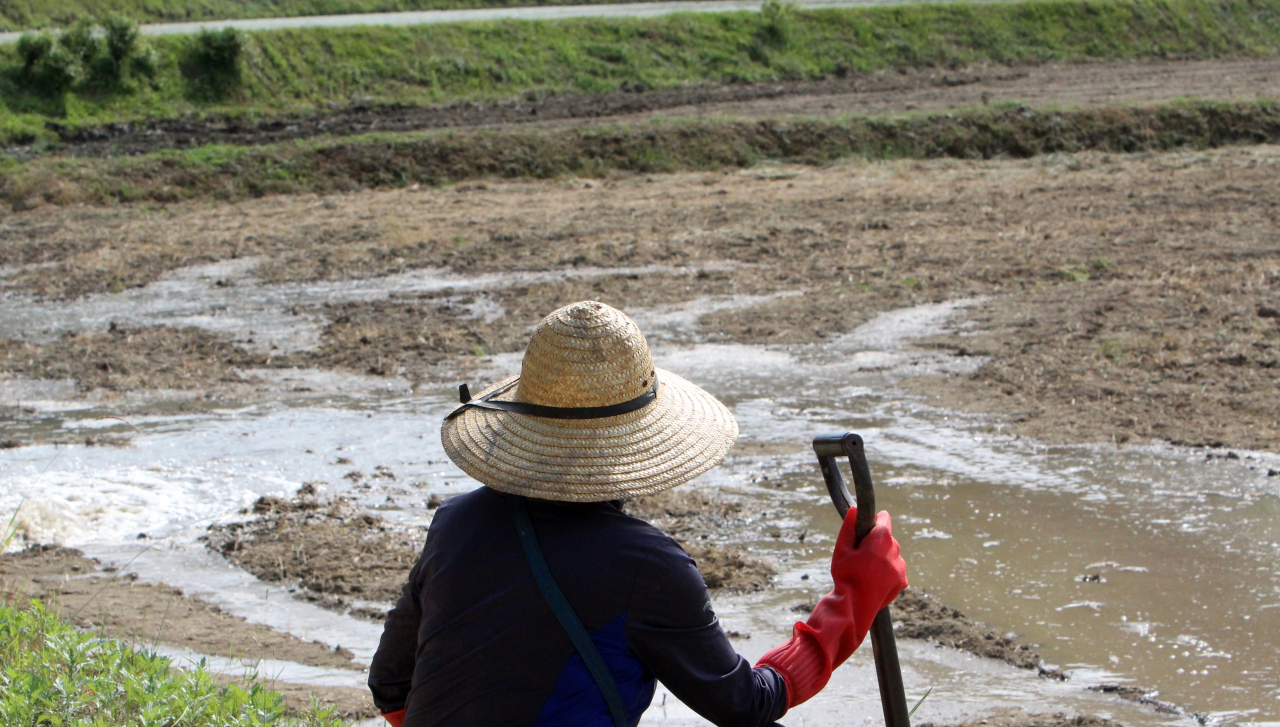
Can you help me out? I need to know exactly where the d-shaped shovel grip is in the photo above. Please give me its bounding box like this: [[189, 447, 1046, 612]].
[[813, 432, 911, 727]]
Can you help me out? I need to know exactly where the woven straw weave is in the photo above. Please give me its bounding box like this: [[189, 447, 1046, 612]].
[[441, 301, 738, 501]]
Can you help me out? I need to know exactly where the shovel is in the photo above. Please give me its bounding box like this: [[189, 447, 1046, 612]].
[[813, 432, 910, 727]]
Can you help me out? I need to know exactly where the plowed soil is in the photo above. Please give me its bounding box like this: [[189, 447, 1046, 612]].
[[204, 486, 778, 625], [4, 145, 1277, 451]]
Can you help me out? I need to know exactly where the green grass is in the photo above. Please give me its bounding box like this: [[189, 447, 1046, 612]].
[[3, 0, 1280, 145], [0, 598, 347, 727], [5, 99, 1277, 206]]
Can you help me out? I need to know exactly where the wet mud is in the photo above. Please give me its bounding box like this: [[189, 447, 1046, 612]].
[[891, 589, 1060, 677], [0, 544, 360, 671], [204, 491, 425, 621], [28, 58, 1280, 160], [908, 274, 1280, 450], [205, 485, 778, 624], [624, 488, 777, 592], [0, 324, 263, 392], [786, 588, 1060, 677], [919, 709, 1122, 727], [1086, 685, 1182, 717]]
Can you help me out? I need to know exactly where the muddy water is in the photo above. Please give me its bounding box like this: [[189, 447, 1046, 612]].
[[2, 298, 1277, 726]]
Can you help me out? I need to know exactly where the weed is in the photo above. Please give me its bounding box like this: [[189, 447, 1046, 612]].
[[0, 599, 345, 726], [909, 687, 932, 718], [1098, 339, 1126, 360], [1059, 266, 1091, 282]]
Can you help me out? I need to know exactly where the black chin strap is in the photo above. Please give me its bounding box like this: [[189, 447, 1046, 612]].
[[444, 375, 657, 421]]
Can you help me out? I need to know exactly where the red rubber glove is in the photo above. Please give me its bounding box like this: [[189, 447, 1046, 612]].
[[382, 709, 406, 727], [756, 508, 907, 709]]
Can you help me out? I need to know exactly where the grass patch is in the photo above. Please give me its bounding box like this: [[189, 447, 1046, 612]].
[[3, 98, 1278, 207], [3, 0, 1280, 144], [0, 598, 345, 726]]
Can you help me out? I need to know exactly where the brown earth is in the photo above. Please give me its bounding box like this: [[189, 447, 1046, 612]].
[[623, 488, 778, 592], [892, 589, 1060, 677], [3, 145, 1276, 451], [907, 275, 1280, 449], [208, 488, 1063, 677], [31, 57, 1280, 159], [0, 324, 263, 392], [204, 491, 426, 620], [919, 709, 1122, 727], [787, 588, 1060, 676], [205, 486, 778, 623]]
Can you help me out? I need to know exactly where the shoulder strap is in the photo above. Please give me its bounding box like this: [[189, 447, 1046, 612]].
[[506, 494, 629, 727]]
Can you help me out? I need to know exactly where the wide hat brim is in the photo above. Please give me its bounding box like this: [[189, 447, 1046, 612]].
[[441, 369, 738, 502]]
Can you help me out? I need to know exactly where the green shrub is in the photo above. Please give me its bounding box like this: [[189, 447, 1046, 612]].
[[104, 13, 141, 70], [14, 32, 53, 70], [8, 15, 152, 100], [59, 18, 100, 67], [13, 32, 80, 94], [182, 27, 243, 101]]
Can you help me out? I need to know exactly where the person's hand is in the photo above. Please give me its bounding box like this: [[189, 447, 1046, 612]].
[[832, 509, 908, 615], [755, 507, 907, 710]]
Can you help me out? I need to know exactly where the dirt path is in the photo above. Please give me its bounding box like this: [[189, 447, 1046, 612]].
[[33, 57, 1280, 159]]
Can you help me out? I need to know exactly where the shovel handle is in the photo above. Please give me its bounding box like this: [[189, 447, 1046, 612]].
[[813, 432, 911, 727]]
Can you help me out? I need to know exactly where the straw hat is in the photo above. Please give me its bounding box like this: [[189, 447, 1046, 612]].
[[440, 301, 738, 502]]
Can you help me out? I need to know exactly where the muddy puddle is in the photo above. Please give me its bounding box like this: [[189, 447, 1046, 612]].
[[3, 294, 1278, 727]]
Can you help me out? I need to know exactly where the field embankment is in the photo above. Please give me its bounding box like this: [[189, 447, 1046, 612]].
[[4, 0, 1280, 148], [6, 99, 1280, 210]]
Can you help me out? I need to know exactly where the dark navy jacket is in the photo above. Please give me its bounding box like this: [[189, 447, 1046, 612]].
[[368, 486, 788, 726]]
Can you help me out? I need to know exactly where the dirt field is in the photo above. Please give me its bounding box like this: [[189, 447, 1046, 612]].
[[5, 51, 1274, 726], [203, 485, 1063, 673], [33, 57, 1280, 159], [919, 710, 1122, 727], [3, 144, 1277, 452], [204, 486, 779, 623]]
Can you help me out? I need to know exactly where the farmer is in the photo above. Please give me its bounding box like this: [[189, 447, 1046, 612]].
[[368, 301, 907, 727]]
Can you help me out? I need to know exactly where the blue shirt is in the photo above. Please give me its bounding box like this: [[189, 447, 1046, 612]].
[[368, 486, 788, 726]]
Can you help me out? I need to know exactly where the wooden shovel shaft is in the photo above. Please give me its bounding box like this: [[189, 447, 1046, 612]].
[[813, 432, 911, 727]]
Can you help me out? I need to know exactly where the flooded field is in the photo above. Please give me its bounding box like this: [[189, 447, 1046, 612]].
[[3, 294, 1277, 725], [2, 147, 1278, 726]]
